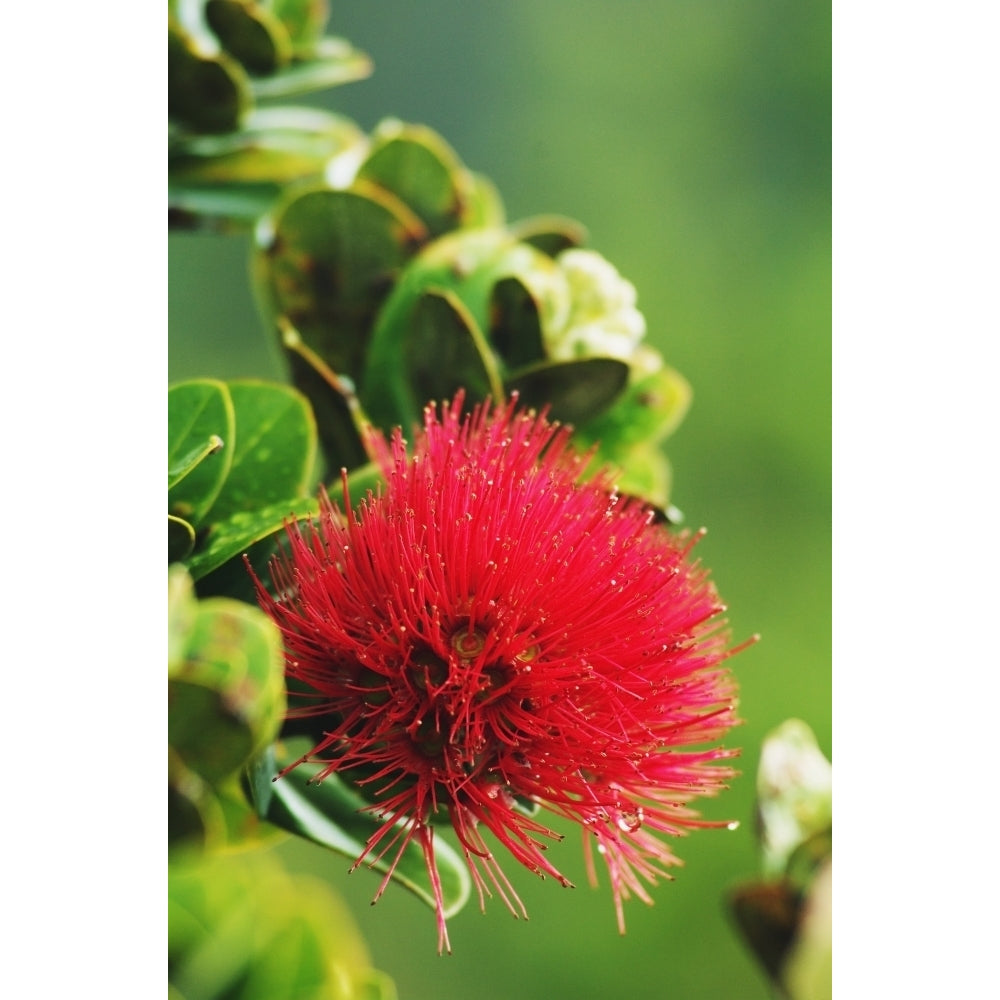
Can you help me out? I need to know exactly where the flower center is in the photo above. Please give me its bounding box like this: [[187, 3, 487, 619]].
[[450, 626, 486, 659]]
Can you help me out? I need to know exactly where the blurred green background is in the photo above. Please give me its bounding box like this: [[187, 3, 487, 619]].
[[169, 2, 830, 997]]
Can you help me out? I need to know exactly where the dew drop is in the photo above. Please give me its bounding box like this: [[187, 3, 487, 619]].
[[616, 806, 644, 834]]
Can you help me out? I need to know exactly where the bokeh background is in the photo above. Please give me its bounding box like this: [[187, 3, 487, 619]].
[[169, 2, 830, 997]]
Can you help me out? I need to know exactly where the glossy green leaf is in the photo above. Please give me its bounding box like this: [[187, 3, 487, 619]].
[[168, 567, 286, 853], [169, 107, 369, 229], [168, 434, 225, 490], [250, 37, 373, 99], [169, 590, 286, 785], [489, 275, 547, 369], [275, 316, 375, 473], [247, 740, 472, 920], [397, 289, 502, 425], [206, 0, 293, 77], [360, 228, 556, 427], [202, 380, 317, 524], [168, 380, 235, 527], [508, 214, 588, 257], [255, 185, 426, 382], [169, 19, 252, 134], [505, 357, 629, 425], [570, 364, 691, 506], [357, 122, 474, 238], [169, 851, 394, 1000], [577, 363, 692, 450], [293, 357, 372, 472], [172, 106, 366, 178], [255, 183, 426, 466], [185, 495, 319, 581]]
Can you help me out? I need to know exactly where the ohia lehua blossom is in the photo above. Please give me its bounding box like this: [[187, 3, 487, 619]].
[[250, 394, 749, 951]]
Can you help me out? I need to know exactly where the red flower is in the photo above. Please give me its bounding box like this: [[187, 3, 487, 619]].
[[251, 394, 747, 951]]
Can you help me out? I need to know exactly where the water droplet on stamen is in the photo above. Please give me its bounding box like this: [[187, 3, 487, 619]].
[[616, 807, 644, 834]]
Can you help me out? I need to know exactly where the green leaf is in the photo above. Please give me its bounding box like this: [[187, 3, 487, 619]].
[[247, 740, 472, 920], [505, 357, 629, 425], [206, 0, 293, 77], [398, 289, 503, 425], [202, 379, 317, 524], [169, 18, 252, 134], [579, 363, 692, 449], [169, 591, 286, 785], [489, 275, 547, 370], [255, 185, 426, 382], [254, 183, 427, 466], [168, 380, 235, 527], [171, 107, 366, 178], [569, 364, 691, 507], [250, 37, 373, 99], [185, 495, 320, 581], [275, 316, 374, 473], [360, 228, 555, 427], [169, 108, 368, 229], [168, 435, 225, 490], [170, 851, 394, 1000], [357, 121, 475, 238]]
